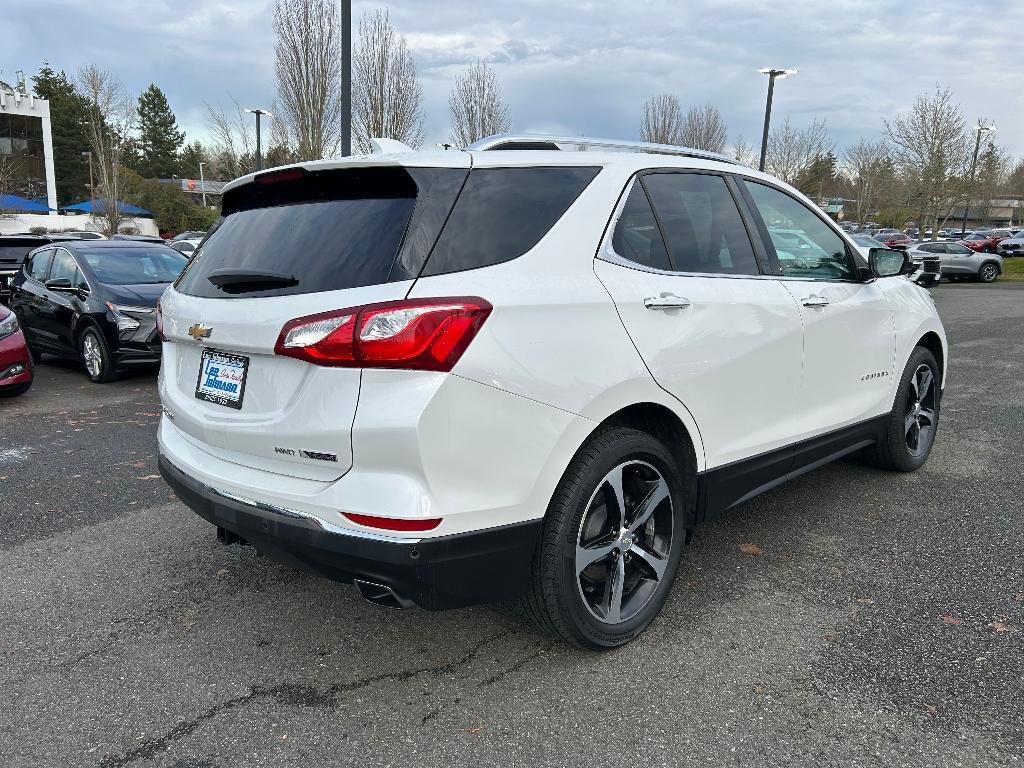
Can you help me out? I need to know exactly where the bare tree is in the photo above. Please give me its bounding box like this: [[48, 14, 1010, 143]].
[[843, 138, 891, 225], [680, 103, 727, 153], [77, 64, 135, 235], [765, 117, 833, 185], [885, 86, 970, 237], [639, 93, 684, 145], [972, 135, 1012, 226], [448, 60, 511, 147], [0, 155, 16, 220], [730, 134, 757, 167], [352, 10, 425, 153], [205, 98, 257, 179], [273, 0, 342, 161]]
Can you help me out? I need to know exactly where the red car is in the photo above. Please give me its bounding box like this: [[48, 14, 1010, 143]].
[[0, 305, 33, 397], [960, 230, 1010, 254], [874, 231, 912, 249]]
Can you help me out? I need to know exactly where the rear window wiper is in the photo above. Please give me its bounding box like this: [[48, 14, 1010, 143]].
[[207, 269, 299, 292]]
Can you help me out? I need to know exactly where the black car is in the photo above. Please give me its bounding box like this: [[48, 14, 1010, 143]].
[[8, 241, 186, 382], [1, 235, 59, 305]]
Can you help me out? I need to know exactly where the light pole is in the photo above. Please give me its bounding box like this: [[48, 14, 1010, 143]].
[[757, 68, 798, 172], [244, 108, 272, 171], [341, 0, 352, 156], [81, 151, 94, 212], [198, 161, 207, 207], [960, 122, 996, 236]]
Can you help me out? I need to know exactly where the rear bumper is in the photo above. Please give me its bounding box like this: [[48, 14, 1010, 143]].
[[159, 454, 542, 610]]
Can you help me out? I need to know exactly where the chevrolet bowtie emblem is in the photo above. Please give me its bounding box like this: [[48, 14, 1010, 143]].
[[188, 323, 212, 341]]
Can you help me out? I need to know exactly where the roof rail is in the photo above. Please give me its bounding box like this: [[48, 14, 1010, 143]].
[[466, 133, 738, 165]]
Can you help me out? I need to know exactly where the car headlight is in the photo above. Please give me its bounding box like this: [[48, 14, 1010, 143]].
[[0, 311, 19, 341], [106, 302, 154, 333]]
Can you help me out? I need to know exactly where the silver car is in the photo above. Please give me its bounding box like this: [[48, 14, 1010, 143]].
[[996, 232, 1024, 257], [906, 241, 1003, 283]]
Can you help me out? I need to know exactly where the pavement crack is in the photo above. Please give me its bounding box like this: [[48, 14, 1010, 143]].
[[99, 628, 515, 767]]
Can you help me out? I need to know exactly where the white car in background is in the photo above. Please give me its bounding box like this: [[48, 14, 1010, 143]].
[[169, 239, 203, 257], [156, 134, 947, 649]]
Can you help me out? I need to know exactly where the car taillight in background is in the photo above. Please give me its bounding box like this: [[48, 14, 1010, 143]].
[[275, 297, 492, 372]]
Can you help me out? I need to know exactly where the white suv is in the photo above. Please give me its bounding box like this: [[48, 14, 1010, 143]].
[[157, 135, 947, 649]]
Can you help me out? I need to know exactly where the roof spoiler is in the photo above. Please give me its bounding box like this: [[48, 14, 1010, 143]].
[[370, 138, 415, 154]]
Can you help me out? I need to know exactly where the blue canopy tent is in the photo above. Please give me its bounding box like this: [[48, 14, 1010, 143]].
[[61, 199, 153, 216], [0, 194, 53, 212]]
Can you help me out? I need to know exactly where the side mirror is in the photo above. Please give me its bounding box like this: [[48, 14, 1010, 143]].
[[868, 248, 911, 278], [45, 277, 73, 290]]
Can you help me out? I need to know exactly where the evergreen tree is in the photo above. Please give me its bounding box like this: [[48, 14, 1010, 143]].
[[133, 84, 184, 178], [179, 141, 208, 180], [31, 62, 92, 205]]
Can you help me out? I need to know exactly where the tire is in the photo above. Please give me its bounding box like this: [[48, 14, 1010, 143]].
[[79, 326, 117, 383], [29, 346, 42, 364], [520, 426, 688, 649], [862, 347, 940, 472], [977, 262, 999, 283], [0, 380, 31, 398]]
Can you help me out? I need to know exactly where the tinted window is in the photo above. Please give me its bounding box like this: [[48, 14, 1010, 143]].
[[919, 243, 942, 253], [29, 249, 52, 280], [423, 167, 600, 276], [0, 245, 35, 266], [49, 250, 78, 284], [81, 248, 187, 285], [948, 244, 972, 254], [642, 172, 759, 275], [744, 181, 856, 280], [611, 183, 671, 271]]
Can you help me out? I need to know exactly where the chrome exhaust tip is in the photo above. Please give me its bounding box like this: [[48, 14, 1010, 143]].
[[353, 579, 414, 609]]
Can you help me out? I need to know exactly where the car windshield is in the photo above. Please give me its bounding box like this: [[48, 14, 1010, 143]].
[[80, 248, 187, 285]]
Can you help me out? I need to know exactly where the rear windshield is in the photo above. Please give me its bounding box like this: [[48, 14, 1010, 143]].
[[0, 245, 36, 266], [81, 248, 188, 285]]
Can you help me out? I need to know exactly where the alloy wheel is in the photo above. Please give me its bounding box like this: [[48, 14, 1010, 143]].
[[82, 333, 102, 378], [980, 264, 998, 282], [904, 364, 937, 457], [576, 460, 673, 624]]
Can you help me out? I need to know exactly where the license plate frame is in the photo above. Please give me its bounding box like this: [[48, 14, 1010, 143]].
[[195, 348, 249, 410]]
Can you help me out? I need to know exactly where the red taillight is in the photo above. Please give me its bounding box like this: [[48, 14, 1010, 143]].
[[342, 512, 442, 532], [155, 300, 164, 340], [275, 297, 492, 371], [255, 167, 307, 184]]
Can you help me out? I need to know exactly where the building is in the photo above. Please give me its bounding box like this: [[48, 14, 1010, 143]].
[[0, 73, 57, 214]]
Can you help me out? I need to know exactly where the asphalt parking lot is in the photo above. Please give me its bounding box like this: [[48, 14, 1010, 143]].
[[1, 283, 1022, 768]]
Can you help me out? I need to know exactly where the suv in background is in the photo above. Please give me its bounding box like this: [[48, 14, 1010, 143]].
[[156, 135, 947, 649], [1, 235, 54, 305], [908, 240, 1003, 282], [996, 231, 1024, 257]]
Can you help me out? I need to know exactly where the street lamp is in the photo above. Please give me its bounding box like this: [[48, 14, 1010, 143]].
[[81, 150, 94, 215], [340, 0, 352, 156], [243, 108, 272, 172], [198, 161, 207, 207], [960, 122, 997, 236], [757, 67, 798, 172]]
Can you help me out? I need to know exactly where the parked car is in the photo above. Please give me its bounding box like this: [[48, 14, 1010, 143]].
[[996, 231, 1024, 257], [0, 304, 33, 397], [913, 240, 1002, 282], [156, 137, 947, 649], [8, 241, 186, 382], [109, 234, 166, 243], [874, 230, 912, 249], [1, 235, 52, 305], [169, 230, 207, 242], [62, 231, 106, 240], [169, 239, 203, 257], [959, 231, 1003, 253]]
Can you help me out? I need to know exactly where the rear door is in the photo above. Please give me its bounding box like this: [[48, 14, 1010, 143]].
[[40, 248, 85, 352], [159, 161, 470, 481], [12, 248, 54, 348], [594, 170, 805, 472], [941, 242, 975, 275], [738, 178, 895, 435]]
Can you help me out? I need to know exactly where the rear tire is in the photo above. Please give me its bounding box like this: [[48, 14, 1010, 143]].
[[977, 262, 999, 283], [862, 347, 940, 472], [80, 326, 117, 383], [520, 426, 687, 649]]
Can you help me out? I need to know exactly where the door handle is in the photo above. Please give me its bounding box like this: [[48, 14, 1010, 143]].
[[644, 294, 691, 310], [802, 295, 830, 308]]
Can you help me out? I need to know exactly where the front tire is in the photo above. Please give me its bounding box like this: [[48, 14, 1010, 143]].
[[862, 347, 940, 472], [521, 427, 687, 649], [80, 326, 117, 383], [977, 262, 999, 283]]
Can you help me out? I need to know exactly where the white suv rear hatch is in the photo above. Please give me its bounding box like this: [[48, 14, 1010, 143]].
[[158, 159, 470, 481]]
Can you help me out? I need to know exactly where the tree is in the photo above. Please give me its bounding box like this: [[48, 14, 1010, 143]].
[[844, 138, 891, 225], [794, 151, 838, 199], [639, 93, 684, 145], [730, 134, 757, 167], [765, 117, 833, 186], [205, 98, 256, 179], [972, 138, 1011, 226], [32, 62, 92, 205], [680, 104, 727, 153], [273, 0, 343, 160], [884, 86, 970, 237], [353, 10, 425, 153], [448, 60, 510, 147], [77, 64, 136, 235], [179, 141, 208, 179], [121, 169, 219, 234], [132, 84, 185, 178]]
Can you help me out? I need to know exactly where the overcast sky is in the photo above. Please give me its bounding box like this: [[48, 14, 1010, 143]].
[[7, 0, 1023, 175]]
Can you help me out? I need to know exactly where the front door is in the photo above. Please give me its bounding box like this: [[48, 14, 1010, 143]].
[[739, 179, 896, 437]]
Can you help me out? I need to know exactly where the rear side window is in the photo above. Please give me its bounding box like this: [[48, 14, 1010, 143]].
[[612, 183, 672, 271], [642, 172, 759, 276], [422, 167, 600, 277]]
